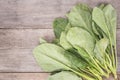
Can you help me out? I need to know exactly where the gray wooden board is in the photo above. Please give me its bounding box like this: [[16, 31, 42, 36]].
[[0, 29, 120, 53], [0, 29, 54, 49], [0, 48, 120, 72], [0, 29, 120, 52], [0, 0, 119, 29], [0, 73, 49, 80]]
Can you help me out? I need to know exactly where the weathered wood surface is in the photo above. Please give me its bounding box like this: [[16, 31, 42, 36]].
[[0, 0, 120, 29], [0, 73, 49, 80], [0, 48, 120, 72], [0, 0, 120, 80], [0, 29, 54, 49]]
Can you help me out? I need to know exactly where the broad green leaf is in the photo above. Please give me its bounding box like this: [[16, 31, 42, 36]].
[[92, 6, 117, 45], [53, 18, 68, 38], [48, 71, 82, 80], [92, 22, 105, 39], [33, 43, 70, 71], [67, 4, 93, 34], [60, 32, 72, 50], [67, 27, 95, 54], [33, 43, 87, 72], [94, 38, 110, 73], [103, 4, 117, 45], [74, 46, 91, 61], [94, 38, 109, 61], [92, 7, 108, 37], [59, 23, 72, 49]]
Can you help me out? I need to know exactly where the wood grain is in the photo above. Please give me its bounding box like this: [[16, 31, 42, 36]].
[[0, 29, 120, 53], [0, 0, 119, 29], [0, 73, 120, 80], [0, 29, 54, 49], [0, 73, 49, 80], [0, 48, 120, 72], [0, 49, 120, 72], [0, 29, 120, 51], [0, 49, 41, 72]]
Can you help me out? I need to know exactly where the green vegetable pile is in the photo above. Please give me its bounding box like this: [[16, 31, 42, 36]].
[[33, 3, 117, 80]]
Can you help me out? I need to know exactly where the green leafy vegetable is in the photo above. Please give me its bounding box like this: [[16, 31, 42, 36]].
[[66, 27, 95, 54], [53, 18, 68, 38], [33, 3, 117, 80], [47, 71, 82, 80], [103, 4, 117, 45], [92, 7, 108, 37], [60, 32, 72, 50], [33, 43, 95, 79], [94, 38, 109, 61], [67, 4, 93, 34]]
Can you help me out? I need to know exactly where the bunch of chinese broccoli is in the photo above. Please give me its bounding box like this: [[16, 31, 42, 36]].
[[33, 3, 117, 80]]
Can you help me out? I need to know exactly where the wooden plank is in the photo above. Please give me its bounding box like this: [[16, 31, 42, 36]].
[[0, 73, 49, 80], [0, 0, 120, 29], [0, 73, 119, 80], [0, 29, 120, 53], [0, 29, 54, 49], [0, 28, 117, 48], [0, 49, 41, 72], [0, 48, 120, 72]]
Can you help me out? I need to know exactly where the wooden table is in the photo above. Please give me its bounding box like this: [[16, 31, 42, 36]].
[[0, 0, 120, 80]]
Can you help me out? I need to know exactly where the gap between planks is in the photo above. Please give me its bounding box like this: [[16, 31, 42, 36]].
[[0, 0, 120, 29]]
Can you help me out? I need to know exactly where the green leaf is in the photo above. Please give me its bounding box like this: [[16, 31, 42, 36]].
[[33, 43, 87, 72], [66, 27, 95, 54], [60, 32, 72, 50], [59, 23, 73, 50], [53, 18, 68, 38], [92, 7, 108, 37], [67, 4, 93, 34], [92, 22, 106, 39], [48, 71, 82, 80], [92, 6, 117, 45], [94, 38, 109, 61], [103, 4, 117, 45], [74, 46, 90, 61]]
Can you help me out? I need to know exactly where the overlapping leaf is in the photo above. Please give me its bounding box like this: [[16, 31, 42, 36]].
[[47, 71, 82, 80]]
